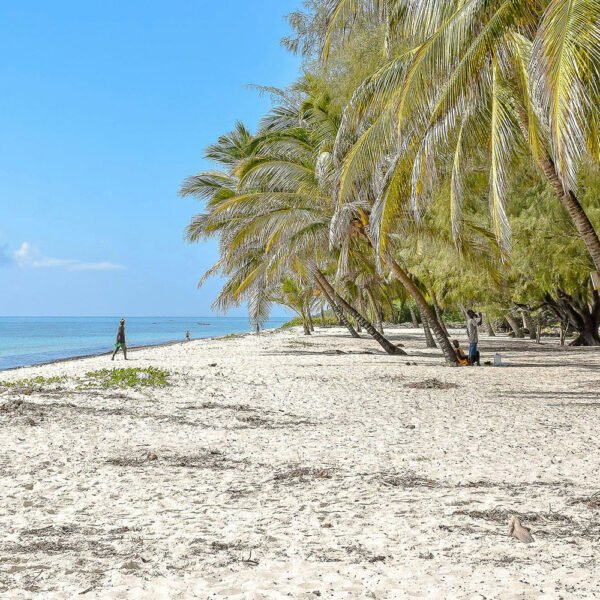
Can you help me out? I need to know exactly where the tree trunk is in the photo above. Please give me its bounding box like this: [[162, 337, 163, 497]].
[[483, 313, 496, 336], [313, 269, 406, 355], [395, 301, 404, 325], [307, 309, 315, 333], [515, 102, 600, 273], [521, 311, 536, 340], [432, 294, 449, 337], [539, 156, 600, 272], [365, 286, 384, 334], [313, 276, 360, 338], [505, 313, 525, 338], [383, 252, 458, 365], [544, 289, 600, 347], [571, 325, 600, 346], [409, 304, 419, 328], [420, 311, 438, 348], [320, 303, 326, 327]]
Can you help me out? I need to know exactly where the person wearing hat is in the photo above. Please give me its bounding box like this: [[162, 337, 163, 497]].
[[111, 318, 128, 360]]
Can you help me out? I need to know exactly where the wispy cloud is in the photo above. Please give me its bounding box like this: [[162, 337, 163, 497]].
[[12, 242, 126, 271]]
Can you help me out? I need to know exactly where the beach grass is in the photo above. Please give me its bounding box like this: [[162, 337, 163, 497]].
[[83, 367, 169, 388]]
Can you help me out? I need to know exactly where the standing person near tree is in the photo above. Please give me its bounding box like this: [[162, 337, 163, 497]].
[[111, 318, 128, 361], [466, 310, 482, 366]]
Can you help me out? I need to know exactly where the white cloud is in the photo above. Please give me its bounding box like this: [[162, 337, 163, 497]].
[[13, 242, 125, 271]]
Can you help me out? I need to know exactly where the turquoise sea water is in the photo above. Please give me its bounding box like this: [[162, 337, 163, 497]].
[[0, 316, 288, 371]]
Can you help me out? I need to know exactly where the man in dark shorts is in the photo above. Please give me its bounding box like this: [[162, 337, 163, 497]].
[[111, 318, 128, 360]]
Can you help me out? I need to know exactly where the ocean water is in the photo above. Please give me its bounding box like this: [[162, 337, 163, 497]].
[[0, 316, 288, 371]]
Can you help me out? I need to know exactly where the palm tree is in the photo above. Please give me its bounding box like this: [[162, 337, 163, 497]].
[[324, 0, 600, 271], [272, 277, 317, 335], [181, 88, 405, 354]]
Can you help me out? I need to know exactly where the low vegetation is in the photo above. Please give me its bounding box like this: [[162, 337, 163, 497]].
[[0, 376, 66, 389], [84, 367, 169, 389]]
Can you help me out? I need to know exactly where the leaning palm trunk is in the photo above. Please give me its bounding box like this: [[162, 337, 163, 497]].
[[313, 269, 406, 355], [365, 286, 384, 334], [314, 276, 359, 338], [420, 311, 438, 348], [383, 252, 458, 365], [483, 314, 496, 337], [539, 157, 600, 273], [505, 312, 524, 338], [431, 292, 449, 337]]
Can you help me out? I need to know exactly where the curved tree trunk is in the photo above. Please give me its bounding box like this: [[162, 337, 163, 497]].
[[307, 308, 315, 333], [420, 311, 438, 348], [314, 269, 406, 355], [544, 289, 600, 347], [483, 313, 496, 337], [383, 252, 458, 365], [539, 156, 600, 272], [516, 104, 600, 273], [505, 313, 525, 338], [314, 276, 360, 338], [521, 311, 536, 340], [365, 286, 384, 334], [431, 292, 449, 337]]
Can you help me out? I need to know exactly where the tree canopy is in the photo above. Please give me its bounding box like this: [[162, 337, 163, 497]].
[[182, 0, 600, 355]]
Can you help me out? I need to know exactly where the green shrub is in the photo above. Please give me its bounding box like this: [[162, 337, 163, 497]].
[[84, 367, 169, 388], [281, 315, 339, 328], [0, 375, 66, 388]]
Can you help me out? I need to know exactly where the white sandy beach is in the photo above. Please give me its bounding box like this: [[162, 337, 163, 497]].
[[1, 326, 600, 599]]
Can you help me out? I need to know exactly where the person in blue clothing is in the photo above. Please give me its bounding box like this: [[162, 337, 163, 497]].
[[466, 310, 482, 366]]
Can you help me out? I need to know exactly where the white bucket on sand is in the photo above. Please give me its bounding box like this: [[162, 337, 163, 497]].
[[494, 353, 502, 366]]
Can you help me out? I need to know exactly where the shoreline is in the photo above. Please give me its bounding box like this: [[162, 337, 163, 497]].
[[0, 327, 285, 374]]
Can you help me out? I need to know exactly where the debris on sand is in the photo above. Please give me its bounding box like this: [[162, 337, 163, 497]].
[[508, 516, 534, 543], [406, 379, 458, 390], [273, 465, 333, 483], [380, 470, 439, 488], [107, 449, 243, 471]]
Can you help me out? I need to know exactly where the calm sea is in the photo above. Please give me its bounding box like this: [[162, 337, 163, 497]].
[[0, 316, 288, 371]]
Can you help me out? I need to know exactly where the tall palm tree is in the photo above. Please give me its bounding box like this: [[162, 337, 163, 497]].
[[324, 0, 600, 271], [182, 90, 405, 354]]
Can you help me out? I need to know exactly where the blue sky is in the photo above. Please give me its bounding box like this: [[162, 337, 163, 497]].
[[0, 0, 301, 316]]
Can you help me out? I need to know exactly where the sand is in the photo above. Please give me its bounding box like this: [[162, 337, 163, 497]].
[[1, 326, 599, 599]]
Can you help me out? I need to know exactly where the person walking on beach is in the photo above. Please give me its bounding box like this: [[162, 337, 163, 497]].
[[466, 310, 482, 366], [185, 330, 191, 342], [111, 318, 127, 361]]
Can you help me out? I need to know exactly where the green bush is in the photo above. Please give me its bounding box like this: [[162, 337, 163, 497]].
[[281, 315, 339, 328], [84, 367, 169, 388], [0, 375, 66, 388]]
